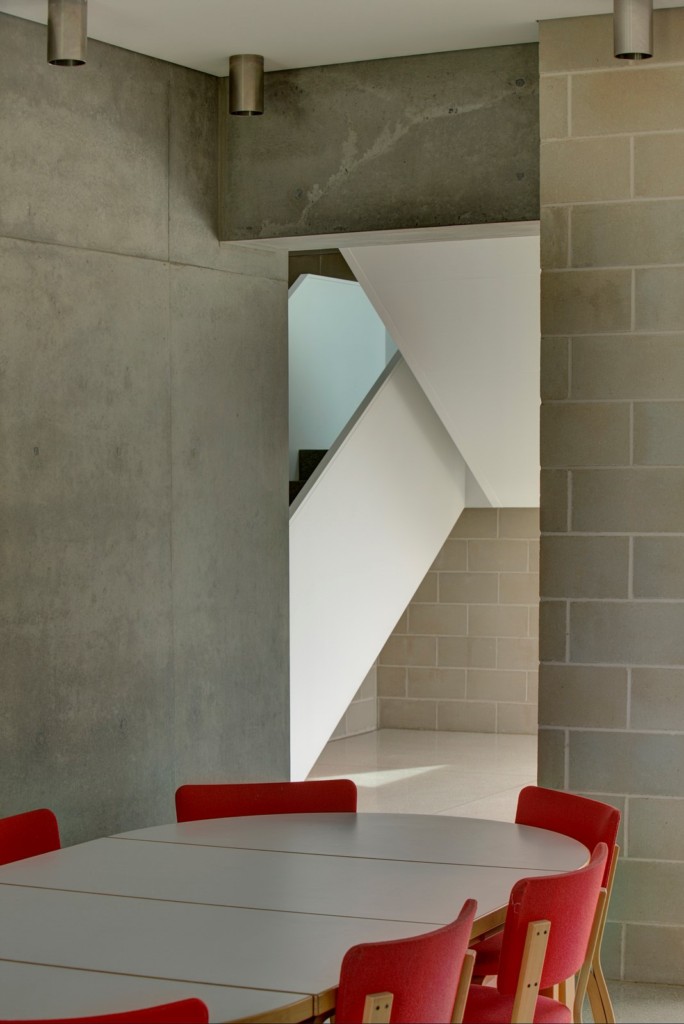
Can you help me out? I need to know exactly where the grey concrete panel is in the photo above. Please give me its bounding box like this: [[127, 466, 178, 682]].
[[220, 45, 539, 240], [0, 237, 174, 844], [169, 265, 289, 785], [0, 628, 175, 844], [169, 63, 286, 281], [0, 14, 169, 260], [0, 16, 291, 846]]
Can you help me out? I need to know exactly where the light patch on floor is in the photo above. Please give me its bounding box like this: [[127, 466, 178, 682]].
[[308, 728, 536, 818]]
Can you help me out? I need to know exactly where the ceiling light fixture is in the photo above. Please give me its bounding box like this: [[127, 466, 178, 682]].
[[47, 0, 87, 66], [614, 0, 653, 60], [228, 54, 264, 116]]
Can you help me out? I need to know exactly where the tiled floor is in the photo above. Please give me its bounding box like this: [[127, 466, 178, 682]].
[[308, 727, 537, 819], [308, 728, 684, 1024]]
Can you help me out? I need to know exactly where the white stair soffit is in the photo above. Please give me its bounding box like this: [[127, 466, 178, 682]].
[[289, 355, 466, 779]]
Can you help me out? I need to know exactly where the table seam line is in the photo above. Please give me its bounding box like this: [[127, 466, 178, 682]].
[[107, 836, 576, 871], [0, 881, 450, 925], [0, 956, 314, 998]]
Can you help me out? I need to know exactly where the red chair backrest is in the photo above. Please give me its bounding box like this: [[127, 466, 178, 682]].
[[0, 809, 61, 867], [334, 899, 477, 1024], [175, 779, 357, 822], [516, 785, 619, 888], [497, 843, 607, 995], [1, 998, 209, 1023]]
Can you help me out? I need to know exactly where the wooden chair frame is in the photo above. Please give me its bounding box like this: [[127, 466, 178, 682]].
[[529, 890, 608, 1024], [321, 872, 612, 1024], [510, 919, 551, 1023], [474, 847, 620, 1024], [584, 845, 619, 1024]]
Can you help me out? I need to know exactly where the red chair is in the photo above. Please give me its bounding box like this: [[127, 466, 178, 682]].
[[334, 899, 478, 1024], [472, 786, 620, 1023], [1, 998, 209, 1023], [463, 844, 608, 1024], [175, 779, 357, 822], [0, 809, 61, 866]]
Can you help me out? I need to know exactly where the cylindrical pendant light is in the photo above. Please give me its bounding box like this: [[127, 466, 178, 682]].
[[614, 0, 653, 60], [229, 54, 264, 116], [47, 0, 87, 66]]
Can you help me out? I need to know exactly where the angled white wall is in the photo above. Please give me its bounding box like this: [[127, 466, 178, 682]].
[[343, 234, 540, 507], [289, 356, 467, 779]]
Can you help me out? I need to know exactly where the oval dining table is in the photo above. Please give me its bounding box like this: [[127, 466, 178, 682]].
[[0, 811, 589, 1023]]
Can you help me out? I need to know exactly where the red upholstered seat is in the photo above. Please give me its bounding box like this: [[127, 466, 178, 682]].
[[334, 899, 477, 1024], [463, 844, 607, 1024], [463, 986, 571, 1023], [472, 786, 620, 1023], [175, 778, 357, 822], [0, 808, 61, 866], [0, 997, 209, 1023]]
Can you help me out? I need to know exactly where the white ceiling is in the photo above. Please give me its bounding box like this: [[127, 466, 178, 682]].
[[0, 0, 680, 76]]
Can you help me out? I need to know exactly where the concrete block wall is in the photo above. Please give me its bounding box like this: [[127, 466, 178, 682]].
[[539, 8, 684, 983], [0, 14, 289, 845], [329, 665, 378, 741], [378, 508, 539, 734]]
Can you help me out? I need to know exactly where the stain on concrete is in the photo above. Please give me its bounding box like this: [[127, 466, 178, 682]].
[[220, 44, 539, 240]]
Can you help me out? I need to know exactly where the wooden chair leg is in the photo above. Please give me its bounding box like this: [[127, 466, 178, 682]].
[[452, 949, 476, 1024], [573, 887, 609, 1024], [582, 844, 618, 1024], [586, 962, 616, 1024], [585, 970, 608, 1024], [558, 973, 575, 1014]]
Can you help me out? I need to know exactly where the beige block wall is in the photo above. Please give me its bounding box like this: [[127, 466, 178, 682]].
[[540, 7, 684, 984], [329, 664, 378, 741], [377, 508, 539, 734]]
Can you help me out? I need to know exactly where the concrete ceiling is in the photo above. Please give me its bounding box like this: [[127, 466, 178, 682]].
[[0, 0, 680, 76]]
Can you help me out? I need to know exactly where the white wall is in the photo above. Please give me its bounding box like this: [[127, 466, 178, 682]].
[[290, 356, 467, 779], [343, 234, 540, 507], [288, 275, 389, 479]]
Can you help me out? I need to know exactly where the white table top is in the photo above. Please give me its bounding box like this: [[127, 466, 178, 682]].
[[0, 961, 311, 1024], [115, 812, 586, 871], [0, 835, 560, 925], [0, 812, 588, 1023]]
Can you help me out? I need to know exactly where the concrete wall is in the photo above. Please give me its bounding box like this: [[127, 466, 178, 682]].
[[539, 7, 684, 984], [378, 508, 539, 733], [219, 45, 539, 241], [0, 14, 289, 846]]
